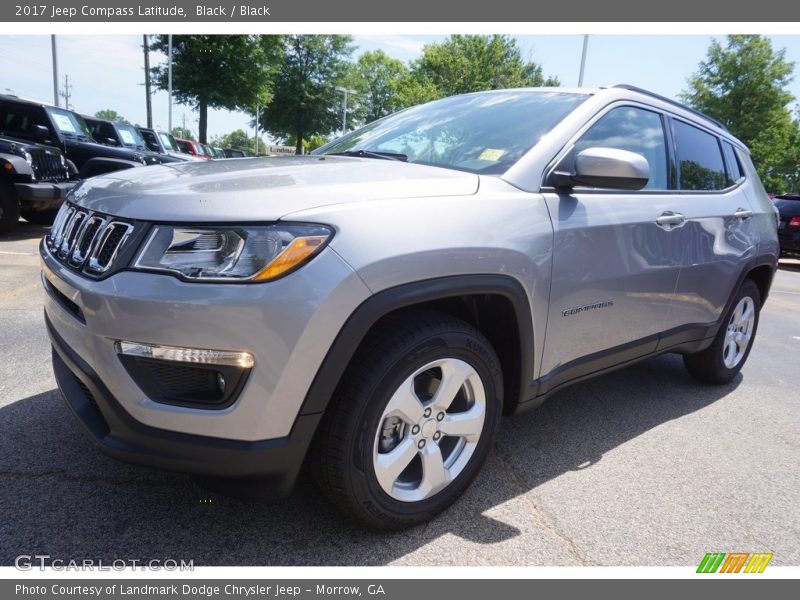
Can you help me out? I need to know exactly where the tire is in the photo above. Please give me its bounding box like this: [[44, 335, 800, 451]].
[[683, 279, 761, 384], [21, 208, 59, 225], [312, 310, 503, 529], [0, 181, 21, 234]]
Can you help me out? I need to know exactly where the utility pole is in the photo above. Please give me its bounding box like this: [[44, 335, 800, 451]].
[[182, 113, 187, 136], [51, 35, 59, 107], [59, 74, 72, 110], [167, 34, 173, 133], [143, 34, 153, 128], [578, 34, 589, 87], [335, 86, 356, 137], [254, 105, 259, 155]]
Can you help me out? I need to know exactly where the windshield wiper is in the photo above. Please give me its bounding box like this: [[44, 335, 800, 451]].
[[328, 149, 408, 162]]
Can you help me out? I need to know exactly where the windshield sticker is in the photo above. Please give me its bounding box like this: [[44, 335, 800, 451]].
[[479, 148, 505, 161], [52, 114, 76, 133], [119, 130, 136, 144]]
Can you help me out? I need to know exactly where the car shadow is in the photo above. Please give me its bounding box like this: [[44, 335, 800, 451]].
[[2, 220, 50, 242], [0, 353, 738, 566]]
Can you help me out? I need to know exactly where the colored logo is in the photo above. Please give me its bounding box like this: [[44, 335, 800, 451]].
[[697, 552, 773, 573]]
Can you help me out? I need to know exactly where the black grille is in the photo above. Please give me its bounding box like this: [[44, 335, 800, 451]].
[[78, 220, 102, 255], [95, 225, 127, 269], [117, 355, 250, 410], [30, 150, 68, 182], [148, 362, 220, 398], [76, 379, 99, 412]]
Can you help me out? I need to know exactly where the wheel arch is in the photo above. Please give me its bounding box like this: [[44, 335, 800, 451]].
[[297, 275, 535, 420]]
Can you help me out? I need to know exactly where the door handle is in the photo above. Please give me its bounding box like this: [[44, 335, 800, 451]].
[[656, 211, 686, 228], [733, 208, 753, 220]]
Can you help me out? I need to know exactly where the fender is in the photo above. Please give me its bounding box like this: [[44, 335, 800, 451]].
[[78, 157, 142, 179], [0, 153, 33, 177], [297, 274, 536, 417]]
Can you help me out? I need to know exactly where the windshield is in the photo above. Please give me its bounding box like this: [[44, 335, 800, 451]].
[[159, 131, 180, 152], [46, 107, 93, 139], [317, 90, 587, 174], [115, 123, 147, 149]]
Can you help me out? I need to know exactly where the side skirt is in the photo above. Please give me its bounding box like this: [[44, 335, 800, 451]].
[[515, 322, 718, 413]]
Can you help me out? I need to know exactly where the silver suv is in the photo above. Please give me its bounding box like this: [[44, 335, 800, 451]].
[[40, 85, 779, 529]]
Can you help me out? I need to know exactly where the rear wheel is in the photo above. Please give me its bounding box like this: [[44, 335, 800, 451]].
[[312, 311, 503, 529], [683, 279, 761, 384], [0, 182, 21, 234]]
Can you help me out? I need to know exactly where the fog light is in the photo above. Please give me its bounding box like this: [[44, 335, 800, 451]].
[[115, 341, 254, 368], [216, 372, 227, 394]]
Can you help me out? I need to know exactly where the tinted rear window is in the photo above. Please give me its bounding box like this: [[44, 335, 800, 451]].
[[672, 120, 726, 191]]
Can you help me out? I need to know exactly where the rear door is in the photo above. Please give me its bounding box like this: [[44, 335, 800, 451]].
[[540, 104, 687, 376], [659, 118, 758, 335]]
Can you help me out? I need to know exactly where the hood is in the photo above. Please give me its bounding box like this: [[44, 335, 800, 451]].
[[0, 136, 58, 155], [69, 155, 480, 221], [67, 139, 161, 164]]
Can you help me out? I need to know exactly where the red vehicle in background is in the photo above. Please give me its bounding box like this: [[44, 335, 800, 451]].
[[175, 138, 211, 160]]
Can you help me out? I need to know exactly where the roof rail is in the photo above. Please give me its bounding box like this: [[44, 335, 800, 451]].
[[605, 84, 729, 132]]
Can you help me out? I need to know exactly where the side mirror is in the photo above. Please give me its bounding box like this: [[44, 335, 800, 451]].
[[33, 124, 50, 141], [106, 137, 120, 146], [553, 147, 650, 191]]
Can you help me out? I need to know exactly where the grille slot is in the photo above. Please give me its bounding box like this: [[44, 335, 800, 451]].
[[46, 204, 134, 276], [30, 150, 68, 182]]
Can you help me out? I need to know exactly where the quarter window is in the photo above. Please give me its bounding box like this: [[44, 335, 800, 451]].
[[672, 120, 727, 191], [570, 106, 668, 190], [722, 142, 743, 186]]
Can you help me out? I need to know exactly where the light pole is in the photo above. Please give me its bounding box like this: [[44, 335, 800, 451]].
[[168, 34, 173, 133], [578, 34, 589, 87], [335, 86, 356, 137], [51, 35, 59, 107], [254, 105, 259, 155]]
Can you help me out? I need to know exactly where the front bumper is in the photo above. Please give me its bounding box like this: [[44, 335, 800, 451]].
[[49, 313, 320, 491], [15, 181, 75, 211], [40, 236, 371, 486], [778, 230, 800, 256]]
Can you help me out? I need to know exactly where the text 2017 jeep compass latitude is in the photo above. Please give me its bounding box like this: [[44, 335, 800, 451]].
[[41, 85, 779, 528]]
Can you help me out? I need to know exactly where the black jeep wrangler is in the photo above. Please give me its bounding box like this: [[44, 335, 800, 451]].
[[83, 115, 184, 164], [0, 94, 164, 181], [0, 135, 74, 233]]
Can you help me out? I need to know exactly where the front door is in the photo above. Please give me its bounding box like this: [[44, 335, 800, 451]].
[[540, 105, 687, 377]]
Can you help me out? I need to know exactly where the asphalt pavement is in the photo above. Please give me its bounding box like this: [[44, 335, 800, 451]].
[[1, 219, 798, 566]]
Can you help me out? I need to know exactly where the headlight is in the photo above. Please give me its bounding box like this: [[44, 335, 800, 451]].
[[133, 224, 333, 282], [24, 152, 35, 180]]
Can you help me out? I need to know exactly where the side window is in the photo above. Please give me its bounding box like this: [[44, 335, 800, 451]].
[[571, 106, 668, 190], [672, 120, 727, 191], [722, 142, 743, 186]]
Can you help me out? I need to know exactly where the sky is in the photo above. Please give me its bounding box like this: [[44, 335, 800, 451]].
[[2, 34, 800, 142]]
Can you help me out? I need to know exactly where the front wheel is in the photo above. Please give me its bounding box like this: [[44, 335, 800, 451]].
[[683, 279, 761, 384], [312, 311, 503, 529]]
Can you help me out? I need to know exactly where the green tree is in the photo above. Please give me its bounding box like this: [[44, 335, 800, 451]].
[[150, 35, 282, 143], [94, 109, 128, 123], [171, 127, 195, 141], [682, 35, 799, 193], [346, 50, 409, 125], [259, 35, 354, 153], [211, 129, 265, 154], [410, 35, 559, 98]]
